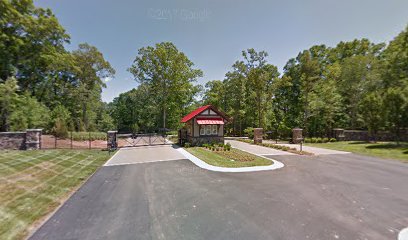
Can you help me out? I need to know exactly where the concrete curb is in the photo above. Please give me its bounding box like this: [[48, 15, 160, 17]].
[[176, 148, 284, 173], [399, 227, 408, 240]]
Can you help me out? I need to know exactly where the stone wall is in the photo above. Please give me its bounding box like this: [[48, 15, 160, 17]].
[[0, 132, 26, 150], [0, 129, 42, 150], [344, 130, 408, 142], [187, 136, 224, 145]]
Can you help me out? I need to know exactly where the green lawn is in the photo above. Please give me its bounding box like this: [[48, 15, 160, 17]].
[[305, 141, 408, 162], [185, 147, 272, 168], [0, 149, 113, 240]]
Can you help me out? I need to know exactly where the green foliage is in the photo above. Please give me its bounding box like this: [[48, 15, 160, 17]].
[[236, 139, 313, 155], [50, 105, 71, 137], [97, 113, 115, 132], [0, 1, 115, 133], [10, 93, 50, 131], [384, 88, 408, 143], [0, 78, 50, 131], [185, 147, 272, 168], [128, 42, 203, 130], [53, 119, 68, 138], [360, 92, 383, 141], [1, 0, 407, 144], [197, 142, 231, 151], [0, 77, 20, 131], [203, 80, 225, 109], [244, 127, 254, 139], [201, 25, 407, 141], [68, 132, 107, 141]]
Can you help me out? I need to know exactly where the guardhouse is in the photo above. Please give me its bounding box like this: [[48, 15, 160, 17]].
[[179, 105, 228, 145]]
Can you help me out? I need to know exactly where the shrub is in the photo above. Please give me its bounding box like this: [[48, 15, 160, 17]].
[[184, 143, 191, 148], [281, 146, 290, 151], [244, 127, 254, 139], [53, 119, 68, 138], [329, 138, 337, 142]]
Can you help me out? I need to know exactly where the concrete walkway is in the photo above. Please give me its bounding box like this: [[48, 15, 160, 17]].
[[263, 140, 350, 155], [226, 140, 295, 155]]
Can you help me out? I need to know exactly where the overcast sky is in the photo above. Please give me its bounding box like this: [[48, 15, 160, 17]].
[[34, 0, 408, 102]]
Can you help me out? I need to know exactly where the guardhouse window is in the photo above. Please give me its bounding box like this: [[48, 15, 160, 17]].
[[199, 125, 218, 136], [205, 125, 211, 135], [212, 125, 218, 135]]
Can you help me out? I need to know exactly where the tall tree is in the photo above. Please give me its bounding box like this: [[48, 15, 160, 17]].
[[203, 80, 225, 110], [128, 42, 203, 130], [0, 0, 70, 89], [70, 43, 115, 131]]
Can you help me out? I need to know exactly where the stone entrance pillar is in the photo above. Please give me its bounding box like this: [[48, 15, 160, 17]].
[[292, 128, 303, 144], [333, 128, 345, 141], [26, 129, 42, 150], [107, 131, 117, 150], [253, 128, 263, 144]]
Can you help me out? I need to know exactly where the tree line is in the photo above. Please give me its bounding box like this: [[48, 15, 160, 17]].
[[1, 1, 407, 141], [201, 28, 408, 140], [112, 26, 407, 141], [0, 0, 115, 136]]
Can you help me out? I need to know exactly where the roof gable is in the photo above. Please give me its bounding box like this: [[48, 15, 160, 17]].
[[181, 105, 228, 123]]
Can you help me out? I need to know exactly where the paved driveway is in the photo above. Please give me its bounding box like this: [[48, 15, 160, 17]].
[[30, 149, 408, 240], [105, 145, 186, 166]]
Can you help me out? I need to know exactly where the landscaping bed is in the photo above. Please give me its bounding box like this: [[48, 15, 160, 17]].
[[185, 143, 272, 168], [0, 149, 113, 240], [237, 139, 313, 155]]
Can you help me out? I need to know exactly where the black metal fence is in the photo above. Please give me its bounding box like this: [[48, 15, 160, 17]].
[[40, 132, 108, 150]]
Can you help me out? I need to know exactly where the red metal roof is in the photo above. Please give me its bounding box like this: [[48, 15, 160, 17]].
[[196, 118, 224, 125], [181, 105, 228, 123], [181, 105, 211, 123]]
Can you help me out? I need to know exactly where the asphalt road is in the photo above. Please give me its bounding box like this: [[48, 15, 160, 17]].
[[30, 154, 408, 240]]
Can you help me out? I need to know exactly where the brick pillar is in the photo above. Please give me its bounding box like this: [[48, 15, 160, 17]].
[[253, 128, 263, 144], [107, 131, 117, 150], [26, 129, 42, 150], [292, 128, 303, 144], [333, 128, 345, 141]]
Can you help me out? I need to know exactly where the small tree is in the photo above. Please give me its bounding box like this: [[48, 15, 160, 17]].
[[244, 127, 254, 139], [97, 113, 115, 132], [51, 105, 71, 138]]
